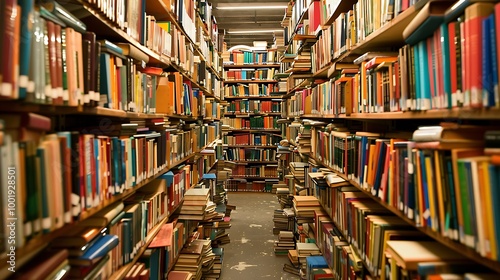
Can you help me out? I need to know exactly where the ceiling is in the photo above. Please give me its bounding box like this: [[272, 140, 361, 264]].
[[210, 0, 289, 49]]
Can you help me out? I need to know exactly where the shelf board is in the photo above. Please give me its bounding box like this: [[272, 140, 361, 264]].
[[311, 156, 500, 275], [299, 108, 500, 120], [312, 63, 332, 78], [73, 0, 169, 68], [224, 112, 282, 117], [224, 64, 281, 69], [224, 80, 279, 84], [229, 176, 279, 180], [223, 129, 281, 133], [226, 145, 278, 148], [224, 96, 283, 100]]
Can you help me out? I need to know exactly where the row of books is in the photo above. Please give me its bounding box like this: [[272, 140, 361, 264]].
[[221, 116, 280, 130], [224, 83, 279, 97], [224, 179, 276, 192], [230, 165, 279, 178], [225, 68, 277, 81], [225, 148, 277, 162], [222, 49, 278, 65], [310, 124, 500, 262], [0, 1, 215, 106], [223, 134, 282, 146], [203, 99, 222, 120], [0, 113, 217, 248], [225, 100, 282, 114], [307, 171, 500, 280]]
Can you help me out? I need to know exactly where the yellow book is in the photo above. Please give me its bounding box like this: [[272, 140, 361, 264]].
[[424, 155, 437, 232], [433, 150, 446, 238], [482, 160, 496, 260], [414, 149, 424, 227], [365, 143, 376, 190]]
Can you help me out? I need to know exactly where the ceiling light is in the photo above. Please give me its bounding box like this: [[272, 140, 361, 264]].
[[216, 3, 287, 10], [227, 29, 283, 34]]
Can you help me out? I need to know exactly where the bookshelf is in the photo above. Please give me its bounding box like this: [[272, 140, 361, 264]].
[[279, 0, 500, 278], [0, 0, 226, 278], [220, 48, 285, 192]]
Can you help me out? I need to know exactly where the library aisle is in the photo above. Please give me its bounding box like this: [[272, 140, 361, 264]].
[[221, 192, 298, 279]]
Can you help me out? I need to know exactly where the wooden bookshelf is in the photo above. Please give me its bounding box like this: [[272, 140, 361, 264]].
[[226, 145, 278, 148], [311, 156, 500, 275], [224, 64, 281, 69], [224, 112, 282, 116], [224, 80, 279, 84], [224, 96, 283, 100], [73, 0, 170, 68], [223, 129, 281, 133]]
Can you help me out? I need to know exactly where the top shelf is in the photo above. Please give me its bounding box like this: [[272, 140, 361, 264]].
[[224, 64, 281, 69]]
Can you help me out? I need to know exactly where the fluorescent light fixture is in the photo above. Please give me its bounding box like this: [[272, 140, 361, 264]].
[[227, 29, 282, 34], [216, 3, 287, 10]]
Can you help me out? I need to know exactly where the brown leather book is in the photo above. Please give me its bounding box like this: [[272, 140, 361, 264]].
[[15, 249, 69, 279]]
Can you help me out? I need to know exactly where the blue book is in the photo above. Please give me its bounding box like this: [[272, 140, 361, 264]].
[[36, 147, 51, 233], [359, 136, 368, 185], [372, 141, 387, 197], [120, 140, 126, 191], [18, 0, 34, 99], [99, 53, 112, 108], [131, 137, 137, 187], [440, 23, 452, 108], [111, 137, 120, 195], [94, 138, 100, 206], [79, 234, 119, 261], [418, 40, 432, 110], [488, 15, 498, 107], [482, 17, 494, 107], [122, 218, 132, 264], [491, 165, 500, 257]]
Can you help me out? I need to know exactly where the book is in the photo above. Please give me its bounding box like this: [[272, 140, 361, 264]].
[[386, 240, 468, 270], [403, 0, 455, 46]]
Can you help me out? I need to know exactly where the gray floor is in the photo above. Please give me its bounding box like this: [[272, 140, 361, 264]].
[[220, 192, 300, 280]]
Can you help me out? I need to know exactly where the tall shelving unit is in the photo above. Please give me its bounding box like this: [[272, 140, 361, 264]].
[[0, 0, 226, 278], [279, 0, 500, 278], [220, 49, 284, 192]]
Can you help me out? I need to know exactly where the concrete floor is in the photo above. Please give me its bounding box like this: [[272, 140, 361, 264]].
[[220, 192, 300, 280]]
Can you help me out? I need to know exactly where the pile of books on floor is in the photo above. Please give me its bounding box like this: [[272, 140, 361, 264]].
[[172, 239, 205, 280], [178, 188, 211, 220], [273, 208, 295, 234], [271, 182, 287, 194], [200, 239, 216, 278], [293, 196, 323, 224], [204, 247, 224, 280], [273, 231, 295, 255], [296, 242, 321, 272], [289, 162, 308, 195], [288, 249, 299, 267], [304, 255, 332, 279], [276, 186, 293, 208]]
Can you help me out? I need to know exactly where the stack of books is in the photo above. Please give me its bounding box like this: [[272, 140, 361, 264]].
[[274, 231, 295, 255], [172, 239, 205, 280], [167, 270, 194, 280], [272, 182, 287, 194], [204, 247, 224, 280], [305, 256, 332, 280], [273, 208, 295, 234], [296, 242, 322, 272], [179, 188, 211, 220], [199, 239, 216, 278], [293, 196, 323, 223], [276, 187, 293, 208], [288, 249, 299, 268]]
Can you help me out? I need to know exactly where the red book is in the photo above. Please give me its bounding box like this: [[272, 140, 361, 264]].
[[465, 3, 495, 108], [0, 0, 18, 98]]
